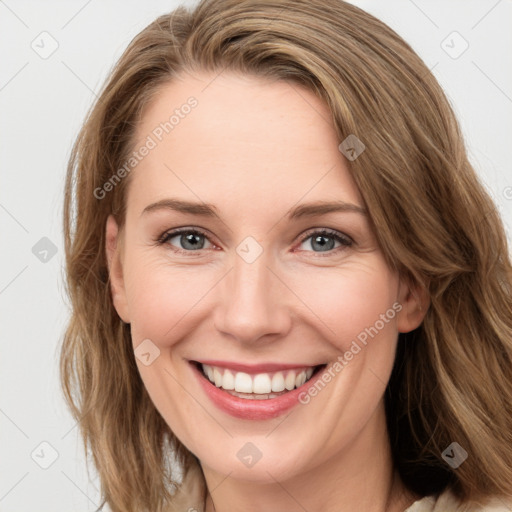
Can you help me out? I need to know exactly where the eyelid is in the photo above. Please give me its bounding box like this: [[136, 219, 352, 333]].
[[295, 227, 353, 248], [158, 226, 207, 243]]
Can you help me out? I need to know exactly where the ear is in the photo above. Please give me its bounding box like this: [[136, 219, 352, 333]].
[[395, 275, 429, 333], [105, 215, 131, 323]]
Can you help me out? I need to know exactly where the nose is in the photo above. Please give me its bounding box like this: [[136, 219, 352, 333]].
[[213, 251, 292, 345]]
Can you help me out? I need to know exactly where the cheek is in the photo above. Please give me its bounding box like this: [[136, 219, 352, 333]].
[[124, 253, 219, 346], [285, 259, 400, 352], [124, 248, 400, 355]]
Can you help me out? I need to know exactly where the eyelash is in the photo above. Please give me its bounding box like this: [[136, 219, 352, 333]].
[[156, 227, 353, 256]]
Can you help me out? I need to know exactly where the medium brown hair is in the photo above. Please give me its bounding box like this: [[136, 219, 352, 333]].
[[60, 0, 512, 510]]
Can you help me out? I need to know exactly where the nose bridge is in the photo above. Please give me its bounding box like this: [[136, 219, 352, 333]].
[[214, 248, 290, 343], [232, 252, 271, 303]]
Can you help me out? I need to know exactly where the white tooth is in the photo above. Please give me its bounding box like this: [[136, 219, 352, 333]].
[[253, 373, 272, 394], [203, 364, 214, 382], [295, 371, 306, 388], [213, 368, 223, 387], [271, 372, 285, 392], [234, 372, 253, 393], [306, 367, 314, 380], [284, 371, 296, 390], [222, 369, 235, 390]]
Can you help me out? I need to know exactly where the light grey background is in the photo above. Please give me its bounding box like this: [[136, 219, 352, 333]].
[[1, 0, 511, 510]]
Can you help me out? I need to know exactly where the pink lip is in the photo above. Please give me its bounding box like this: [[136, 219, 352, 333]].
[[190, 361, 325, 420], [195, 360, 316, 374]]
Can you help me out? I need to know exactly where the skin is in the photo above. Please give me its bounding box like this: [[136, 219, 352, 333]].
[[106, 71, 428, 512]]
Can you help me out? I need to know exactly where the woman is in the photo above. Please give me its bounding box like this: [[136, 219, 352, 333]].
[[60, 0, 512, 511]]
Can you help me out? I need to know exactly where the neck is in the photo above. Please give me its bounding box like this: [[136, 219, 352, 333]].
[[201, 402, 419, 512]]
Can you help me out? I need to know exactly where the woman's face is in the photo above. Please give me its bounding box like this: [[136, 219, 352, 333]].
[[107, 71, 424, 483]]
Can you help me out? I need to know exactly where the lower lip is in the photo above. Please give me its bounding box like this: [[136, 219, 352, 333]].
[[191, 362, 325, 420]]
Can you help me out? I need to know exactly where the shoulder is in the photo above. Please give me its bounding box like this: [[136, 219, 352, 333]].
[[406, 488, 512, 512], [172, 466, 512, 512]]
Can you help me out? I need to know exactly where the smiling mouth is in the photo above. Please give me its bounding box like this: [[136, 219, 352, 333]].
[[193, 362, 325, 400]]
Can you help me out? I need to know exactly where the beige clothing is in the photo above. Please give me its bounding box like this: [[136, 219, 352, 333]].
[[405, 491, 512, 511], [172, 460, 512, 512]]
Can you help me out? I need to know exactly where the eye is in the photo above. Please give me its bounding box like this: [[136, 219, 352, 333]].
[[156, 227, 353, 255], [297, 229, 353, 254], [158, 228, 214, 252]]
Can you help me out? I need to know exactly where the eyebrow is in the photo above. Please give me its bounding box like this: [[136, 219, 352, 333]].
[[288, 200, 367, 219], [141, 198, 367, 219], [142, 199, 220, 217]]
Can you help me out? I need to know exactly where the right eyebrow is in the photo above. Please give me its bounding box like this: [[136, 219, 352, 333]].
[[141, 198, 220, 218]]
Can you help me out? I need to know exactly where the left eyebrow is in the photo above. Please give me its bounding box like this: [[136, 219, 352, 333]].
[[287, 200, 367, 219]]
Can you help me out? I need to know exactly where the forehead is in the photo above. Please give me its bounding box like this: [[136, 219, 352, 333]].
[[127, 71, 362, 214]]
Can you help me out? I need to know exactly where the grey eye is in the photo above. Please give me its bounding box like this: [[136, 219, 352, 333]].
[[166, 231, 212, 251]]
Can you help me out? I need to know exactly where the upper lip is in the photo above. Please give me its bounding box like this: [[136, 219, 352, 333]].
[[192, 360, 323, 374]]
